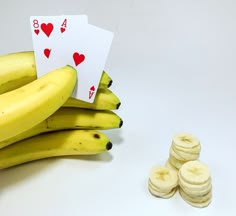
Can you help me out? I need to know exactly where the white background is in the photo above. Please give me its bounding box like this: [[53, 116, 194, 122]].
[[0, 0, 236, 215]]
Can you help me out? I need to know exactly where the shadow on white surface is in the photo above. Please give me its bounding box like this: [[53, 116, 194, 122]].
[[102, 129, 124, 145], [0, 151, 113, 192], [0, 159, 56, 191], [63, 151, 113, 162]]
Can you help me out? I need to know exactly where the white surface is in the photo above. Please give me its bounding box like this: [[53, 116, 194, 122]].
[[0, 0, 236, 215]]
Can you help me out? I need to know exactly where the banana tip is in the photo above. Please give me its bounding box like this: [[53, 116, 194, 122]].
[[106, 142, 113, 151], [116, 102, 121, 109], [108, 80, 113, 88], [119, 119, 123, 128]]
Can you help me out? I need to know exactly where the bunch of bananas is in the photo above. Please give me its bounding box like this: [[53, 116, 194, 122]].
[[0, 51, 123, 169]]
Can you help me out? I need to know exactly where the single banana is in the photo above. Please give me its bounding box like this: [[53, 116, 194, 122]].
[[45, 107, 123, 130], [0, 65, 77, 142], [64, 88, 121, 110], [0, 52, 37, 94], [0, 107, 123, 149], [0, 130, 112, 169], [0, 51, 112, 94]]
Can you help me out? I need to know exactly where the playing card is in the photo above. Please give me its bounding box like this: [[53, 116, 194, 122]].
[[30, 15, 88, 77], [59, 24, 113, 102], [46, 15, 88, 77]]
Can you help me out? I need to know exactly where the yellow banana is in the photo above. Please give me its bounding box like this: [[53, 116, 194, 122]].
[[64, 88, 121, 110], [0, 65, 77, 142], [0, 107, 123, 149], [0, 51, 112, 94], [0, 52, 37, 94], [0, 130, 112, 169], [100, 71, 113, 89]]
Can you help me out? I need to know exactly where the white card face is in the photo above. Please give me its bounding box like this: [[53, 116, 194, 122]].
[[30, 15, 88, 77], [61, 24, 114, 102], [30, 15, 113, 103]]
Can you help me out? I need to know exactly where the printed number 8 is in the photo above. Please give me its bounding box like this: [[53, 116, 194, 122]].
[[33, 19, 39, 29]]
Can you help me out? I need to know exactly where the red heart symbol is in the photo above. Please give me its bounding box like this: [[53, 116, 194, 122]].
[[73, 52, 85, 66], [41, 23, 54, 37], [34, 29, 40, 35], [44, 48, 51, 58], [90, 85, 95, 91], [60, 27, 66, 33]]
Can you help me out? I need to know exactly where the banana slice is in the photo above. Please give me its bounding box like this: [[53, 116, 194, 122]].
[[173, 143, 201, 154], [172, 133, 200, 149], [148, 179, 175, 194], [179, 160, 210, 185], [168, 155, 186, 169], [169, 146, 185, 161], [179, 187, 212, 202], [149, 166, 178, 192], [179, 176, 212, 193], [165, 159, 178, 173], [171, 145, 200, 161], [148, 181, 177, 198], [180, 183, 212, 197], [179, 188, 212, 208]]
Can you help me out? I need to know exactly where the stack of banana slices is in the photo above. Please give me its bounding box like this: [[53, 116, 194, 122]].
[[178, 160, 212, 208], [148, 166, 178, 198], [148, 133, 212, 208], [166, 133, 201, 171], [0, 51, 123, 169]]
